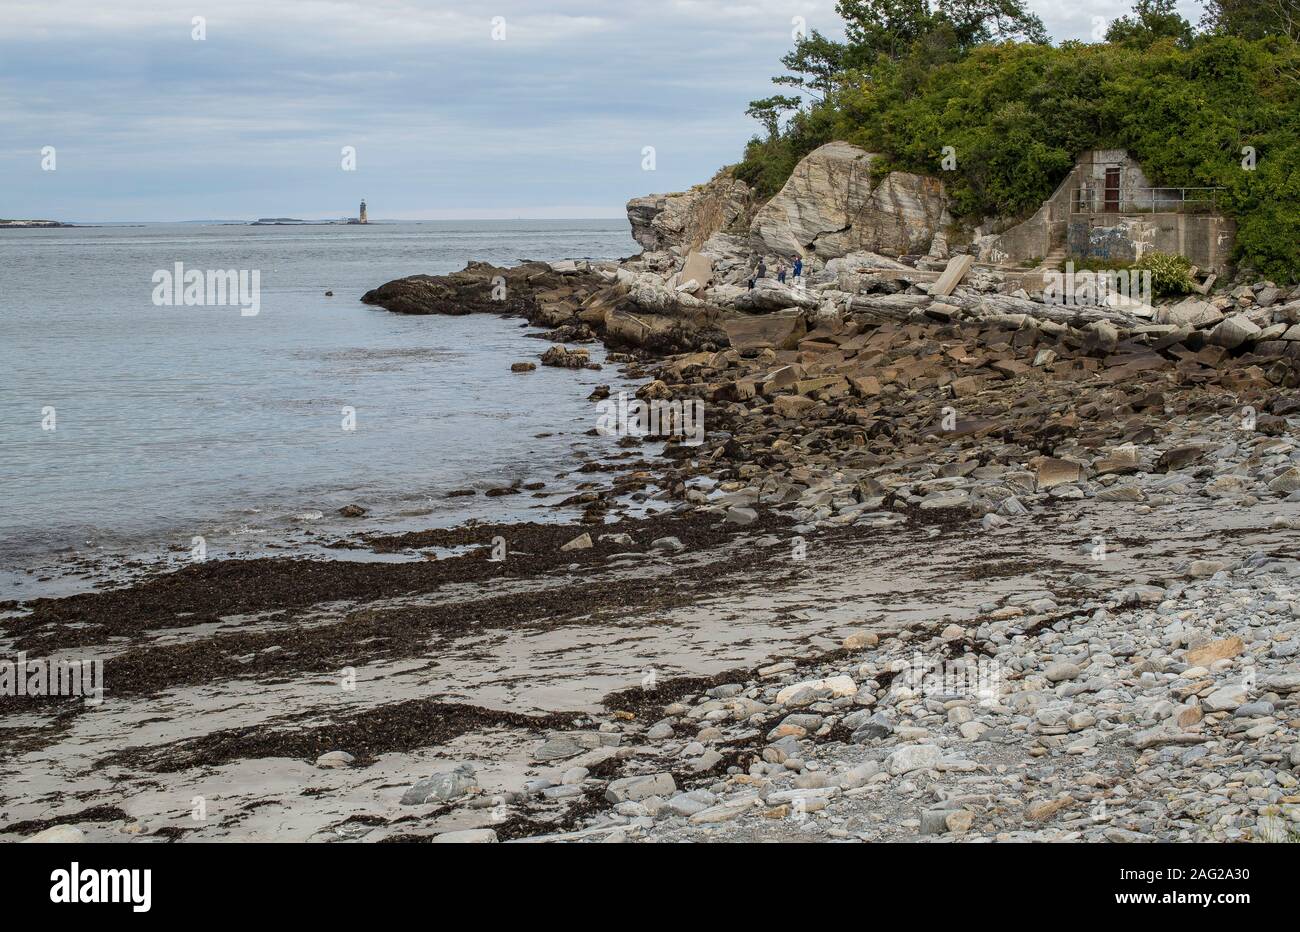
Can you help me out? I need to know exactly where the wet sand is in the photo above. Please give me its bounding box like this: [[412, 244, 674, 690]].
[[2, 485, 1292, 841]]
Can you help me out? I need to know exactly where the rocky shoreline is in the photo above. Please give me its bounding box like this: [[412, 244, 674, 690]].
[[350, 232, 1300, 842], [4, 143, 1300, 843]]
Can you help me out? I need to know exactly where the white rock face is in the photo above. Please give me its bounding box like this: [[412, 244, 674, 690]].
[[749, 142, 949, 259], [627, 171, 752, 252]]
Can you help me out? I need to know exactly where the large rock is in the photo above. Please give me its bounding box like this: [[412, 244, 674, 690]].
[[627, 170, 752, 252], [722, 311, 806, 352], [775, 675, 857, 705], [733, 279, 820, 312], [749, 142, 949, 259], [1035, 457, 1083, 490], [605, 772, 676, 803], [1207, 314, 1261, 348], [885, 744, 942, 775], [400, 764, 478, 805], [676, 250, 713, 292], [1161, 297, 1224, 329]]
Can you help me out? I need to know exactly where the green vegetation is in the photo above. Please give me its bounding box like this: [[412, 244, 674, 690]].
[[1057, 252, 1192, 298], [735, 0, 1300, 281], [1133, 251, 1196, 297]]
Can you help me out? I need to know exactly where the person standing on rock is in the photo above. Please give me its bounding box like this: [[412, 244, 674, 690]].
[[757, 259, 767, 281], [793, 256, 803, 279], [777, 262, 787, 284]]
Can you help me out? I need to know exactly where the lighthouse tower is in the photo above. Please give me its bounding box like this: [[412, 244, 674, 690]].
[[359, 199, 368, 224]]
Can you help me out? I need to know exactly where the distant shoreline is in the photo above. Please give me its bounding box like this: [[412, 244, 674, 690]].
[[0, 220, 79, 229]]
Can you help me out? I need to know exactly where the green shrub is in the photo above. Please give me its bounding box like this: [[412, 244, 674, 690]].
[[1132, 251, 1195, 296]]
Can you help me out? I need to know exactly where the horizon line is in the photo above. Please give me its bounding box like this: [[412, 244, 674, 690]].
[[13, 214, 633, 226]]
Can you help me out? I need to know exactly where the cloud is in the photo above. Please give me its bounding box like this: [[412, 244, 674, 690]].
[[0, 1, 1203, 221]]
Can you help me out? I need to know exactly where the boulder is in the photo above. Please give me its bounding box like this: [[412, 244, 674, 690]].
[[733, 279, 820, 312], [1156, 446, 1206, 473], [775, 675, 856, 705], [722, 311, 807, 352], [676, 250, 713, 292], [1092, 446, 1139, 476], [1268, 466, 1300, 494], [400, 764, 478, 805], [1162, 297, 1224, 329], [1035, 457, 1083, 490], [885, 744, 942, 775], [605, 772, 676, 803], [1207, 314, 1261, 349], [1186, 636, 1244, 666], [749, 142, 949, 259], [774, 395, 819, 418]]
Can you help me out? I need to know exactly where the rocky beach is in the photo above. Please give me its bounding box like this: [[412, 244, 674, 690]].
[[5, 140, 1300, 846]]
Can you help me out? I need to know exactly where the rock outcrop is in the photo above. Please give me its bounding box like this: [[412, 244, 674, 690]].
[[361, 261, 728, 355], [627, 169, 753, 252], [748, 142, 950, 260]]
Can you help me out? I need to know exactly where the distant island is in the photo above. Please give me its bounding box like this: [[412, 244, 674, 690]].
[[0, 219, 75, 228], [250, 201, 371, 225]]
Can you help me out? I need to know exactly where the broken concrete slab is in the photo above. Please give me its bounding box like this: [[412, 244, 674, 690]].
[[929, 254, 974, 297]]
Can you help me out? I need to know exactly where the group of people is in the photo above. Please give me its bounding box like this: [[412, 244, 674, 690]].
[[747, 255, 804, 290]]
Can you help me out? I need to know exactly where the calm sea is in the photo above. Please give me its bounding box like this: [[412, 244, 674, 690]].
[[0, 220, 640, 593]]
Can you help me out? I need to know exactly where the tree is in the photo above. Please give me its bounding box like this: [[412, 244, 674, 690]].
[[936, 0, 1048, 49], [1201, 0, 1300, 40], [1105, 0, 1194, 47], [745, 95, 803, 139], [771, 30, 853, 101], [769, 0, 1047, 100], [837, 0, 937, 61]]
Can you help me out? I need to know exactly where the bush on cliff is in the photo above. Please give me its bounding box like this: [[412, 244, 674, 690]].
[[735, 1, 1300, 281]]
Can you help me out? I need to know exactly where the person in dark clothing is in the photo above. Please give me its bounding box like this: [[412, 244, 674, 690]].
[[756, 260, 767, 280], [793, 257, 803, 279]]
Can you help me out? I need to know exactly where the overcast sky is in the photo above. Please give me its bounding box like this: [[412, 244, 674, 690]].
[[0, 0, 1208, 222]]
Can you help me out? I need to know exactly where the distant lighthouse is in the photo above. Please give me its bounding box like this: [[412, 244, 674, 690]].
[[358, 199, 368, 224]]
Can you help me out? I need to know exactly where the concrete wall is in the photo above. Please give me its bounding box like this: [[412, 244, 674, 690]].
[[979, 149, 1235, 274], [1067, 213, 1236, 273]]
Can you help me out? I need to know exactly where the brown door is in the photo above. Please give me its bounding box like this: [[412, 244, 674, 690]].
[[1104, 168, 1121, 212]]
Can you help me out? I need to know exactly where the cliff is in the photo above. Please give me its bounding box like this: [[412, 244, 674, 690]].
[[627, 143, 951, 261]]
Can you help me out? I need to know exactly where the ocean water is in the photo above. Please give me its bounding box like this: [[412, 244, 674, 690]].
[[0, 220, 641, 588]]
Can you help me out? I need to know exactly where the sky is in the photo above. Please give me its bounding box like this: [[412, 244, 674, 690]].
[[0, 0, 1209, 222]]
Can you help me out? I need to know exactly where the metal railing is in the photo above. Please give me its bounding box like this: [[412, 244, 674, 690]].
[[1071, 186, 1223, 215]]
